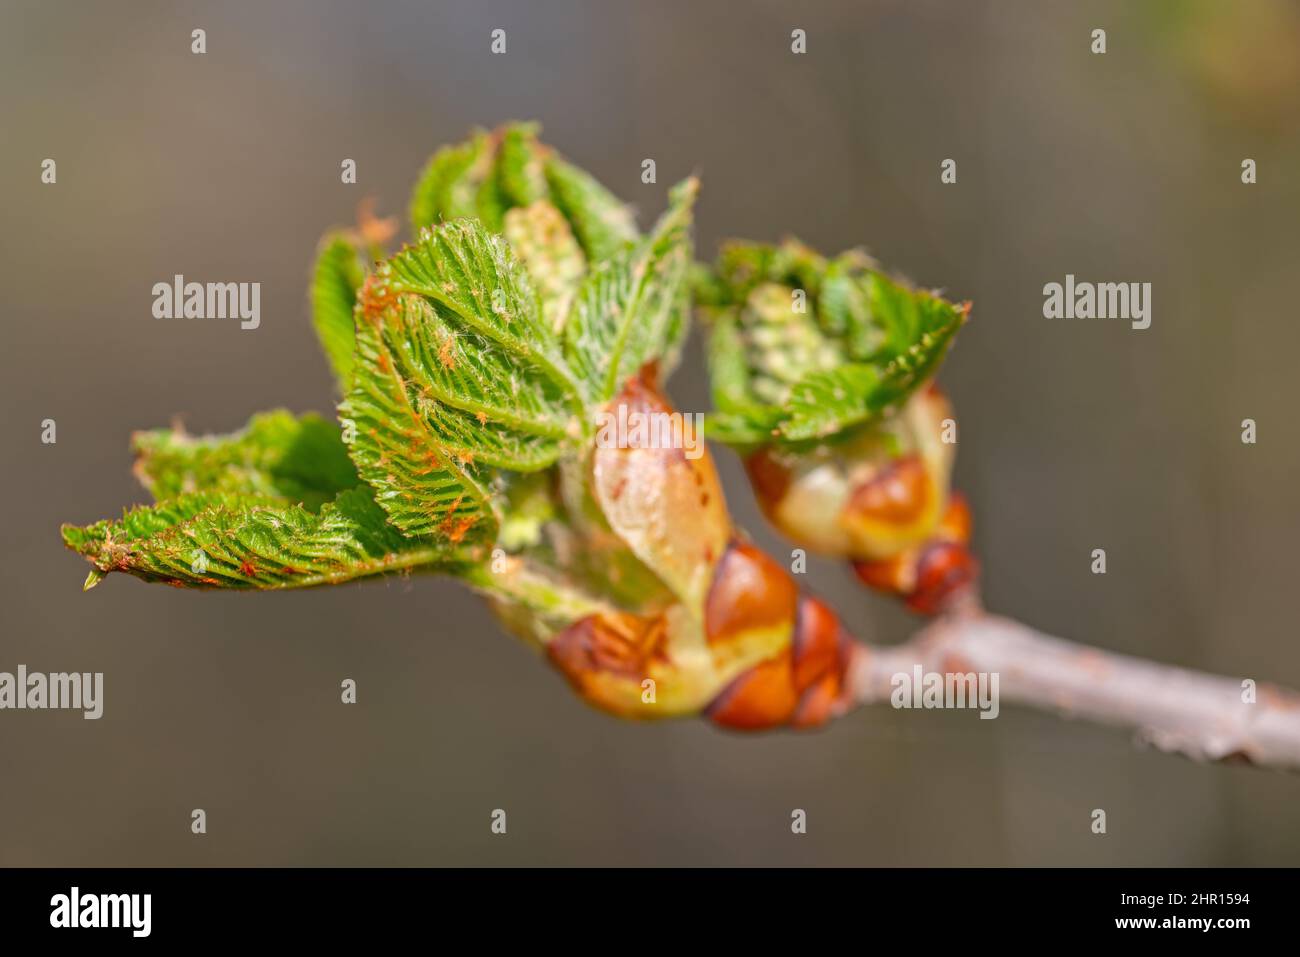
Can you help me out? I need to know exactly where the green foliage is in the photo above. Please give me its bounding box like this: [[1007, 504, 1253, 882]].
[[65, 120, 969, 608], [68, 410, 453, 590], [503, 201, 585, 332], [698, 239, 969, 447], [541, 154, 638, 263], [62, 487, 465, 590], [772, 363, 883, 442], [408, 122, 638, 275], [495, 122, 548, 207], [564, 178, 697, 402], [310, 231, 366, 390], [408, 131, 491, 231], [132, 410, 357, 510], [341, 219, 584, 545], [405, 122, 697, 395], [63, 122, 708, 597]]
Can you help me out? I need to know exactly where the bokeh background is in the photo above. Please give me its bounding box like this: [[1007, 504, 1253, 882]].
[[3, 0, 1299, 866]]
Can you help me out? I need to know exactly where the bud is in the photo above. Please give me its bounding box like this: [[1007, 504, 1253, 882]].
[[409, 122, 637, 262], [408, 123, 652, 356], [852, 492, 978, 614], [745, 385, 954, 560], [541, 540, 863, 729], [494, 372, 863, 728], [699, 239, 973, 611]]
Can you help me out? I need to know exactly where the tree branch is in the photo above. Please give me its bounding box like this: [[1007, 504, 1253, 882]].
[[844, 592, 1300, 771]]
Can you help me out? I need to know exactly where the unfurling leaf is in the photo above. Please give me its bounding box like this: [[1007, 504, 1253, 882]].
[[503, 201, 585, 332], [342, 219, 585, 544], [62, 487, 463, 590], [495, 122, 548, 208], [698, 239, 969, 448], [565, 177, 697, 402], [408, 131, 491, 231], [409, 123, 637, 259], [132, 410, 358, 510], [405, 124, 699, 402], [408, 123, 639, 325], [310, 231, 366, 390], [541, 154, 638, 263], [779, 364, 883, 442]]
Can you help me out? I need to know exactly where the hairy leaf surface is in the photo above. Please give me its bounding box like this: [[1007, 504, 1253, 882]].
[[542, 154, 638, 262], [409, 132, 490, 230], [132, 410, 357, 510], [310, 231, 366, 390], [63, 487, 458, 590], [565, 178, 697, 402], [342, 220, 585, 545], [408, 123, 637, 264], [700, 239, 968, 447], [503, 201, 586, 332]]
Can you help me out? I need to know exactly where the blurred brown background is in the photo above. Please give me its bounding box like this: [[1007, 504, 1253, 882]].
[[2, 0, 1299, 866]]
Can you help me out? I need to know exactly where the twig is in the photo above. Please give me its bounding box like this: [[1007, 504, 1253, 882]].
[[844, 591, 1300, 771]]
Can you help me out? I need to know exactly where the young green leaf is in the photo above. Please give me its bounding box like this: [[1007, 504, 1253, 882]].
[[62, 487, 460, 590], [409, 131, 491, 231], [702, 306, 753, 412], [698, 238, 968, 448], [542, 154, 638, 262], [383, 221, 577, 388], [872, 294, 971, 407], [503, 201, 585, 332], [342, 220, 586, 545], [702, 406, 781, 447], [564, 178, 697, 402], [410, 123, 638, 265], [344, 317, 498, 546], [414, 127, 592, 330], [310, 231, 366, 390], [777, 363, 882, 442], [495, 122, 548, 207], [132, 410, 358, 510]]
